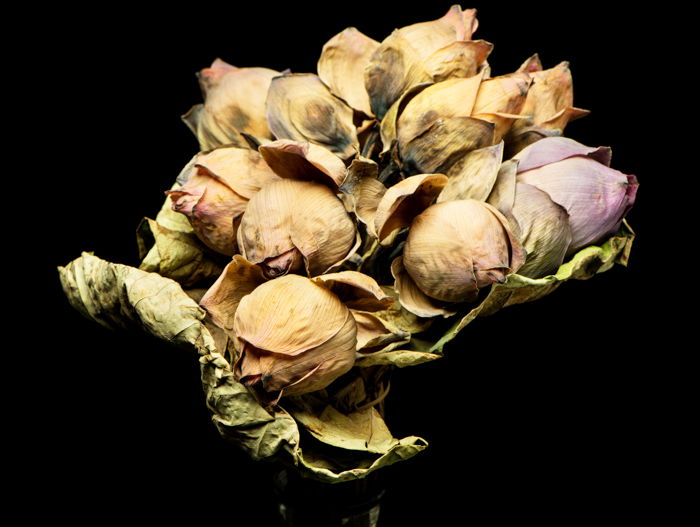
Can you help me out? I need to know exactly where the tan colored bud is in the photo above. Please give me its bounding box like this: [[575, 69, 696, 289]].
[[402, 200, 525, 304], [233, 275, 357, 398], [182, 58, 280, 151], [166, 146, 279, 255], [237, 179, 357, 277]]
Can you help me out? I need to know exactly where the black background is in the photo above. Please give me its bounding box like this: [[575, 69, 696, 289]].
[[27, 2, 679, 523]]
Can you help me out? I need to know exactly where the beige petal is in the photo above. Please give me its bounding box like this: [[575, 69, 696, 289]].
[[266, 73, 359, 160], [396, 74, 484, 149], [374, 174, 448, 244], [190, 145, 280, 199], [312, 271, 392, 311], [391, 256, 456, 318], [184, 60, 280, 150], [399, 117, 495, 175], [486, 159, 519, 227], [199, 255, 267, 335], [472, 71, 532, 142], [511, 61, 589, 135], [424, 40, 493, 82], [234, 275, 350, 356], [512, 182, 572, 278], [379, 82, 432, 155], [317, 27, 380, 116], [517, 53, 543, 73], [339, 157, 384, 234], [364, 31, 433, 121], [258, 139, 347, 190], [397, 5, 479, 61], [437, 141, 504, 203], [351, 310, 409, 352]]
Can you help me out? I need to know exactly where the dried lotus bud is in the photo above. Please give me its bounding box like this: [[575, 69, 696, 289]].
[[233, 275, 357, 398], [511, 182, 573, 278], [237, 179, 357, 278], [182, 58, 281, 151], [365, 5, 479, 119], [402, 200, 525, 303], [515, 137, 638, 253], [166, 146, 279, 255]]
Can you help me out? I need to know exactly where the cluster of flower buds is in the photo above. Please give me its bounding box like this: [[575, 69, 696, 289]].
[[167, 5, 637, 402]]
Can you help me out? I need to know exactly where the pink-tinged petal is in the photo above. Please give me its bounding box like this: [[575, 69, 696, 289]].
[[514, 136, 612, 172], [198, 57, 238, 94], [517, 156, 638, 251]]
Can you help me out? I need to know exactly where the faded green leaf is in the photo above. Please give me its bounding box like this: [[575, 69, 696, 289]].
[[404, 221, 635, 354], [355, 350, 441, 368], [57, 252, 217, 353]]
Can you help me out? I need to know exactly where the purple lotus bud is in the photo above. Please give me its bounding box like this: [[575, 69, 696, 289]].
[[515, 137, 638, 253]]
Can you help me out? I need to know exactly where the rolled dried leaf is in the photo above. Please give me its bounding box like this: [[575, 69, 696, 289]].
[[511, 183, 573, 278], [58, 252, 217, 353], [318, 27, 379, 116], [424, 40, 493, 82], [258, 139, 347, 190], [237, 179, 357, 277], [266, 73, 359, 160], [399, 116, 495, 175], [374, 174, 448, 244], [183, 59, 280, 150], [437, 141, 503, 202]]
